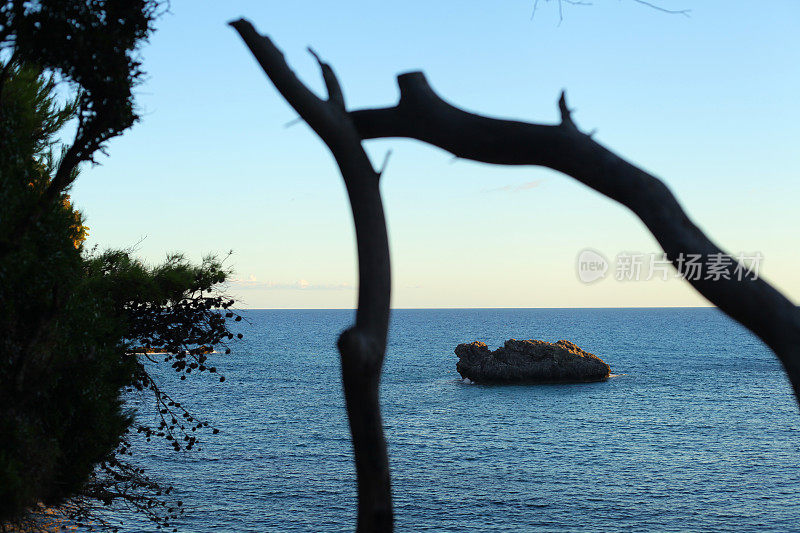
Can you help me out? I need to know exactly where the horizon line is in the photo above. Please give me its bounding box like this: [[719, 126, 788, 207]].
[[233, 305, 719, 311]]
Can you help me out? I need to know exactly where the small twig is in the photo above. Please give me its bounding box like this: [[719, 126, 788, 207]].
[[531, 0, 593, 23], [632, 0, 691, 17], [308, 47, 345, 109], [531, 0, 541, 20], [284, 116, 303, 128], [531, 0, 686, 22], [558, 90, 577, 131], [377, 149, 392, 178]]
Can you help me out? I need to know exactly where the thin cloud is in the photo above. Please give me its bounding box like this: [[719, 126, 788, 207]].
[[230, 276, 354, 291], [485, 179, 543, 193]]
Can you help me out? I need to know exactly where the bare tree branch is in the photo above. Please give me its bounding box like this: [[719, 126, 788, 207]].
[[531, 0, 689, 22], [229, 21, 796, 533], [349, 71, 800, 403], [631, 0, 690, 17], [377, 149, 393, 179], [307, 47, 345, 109], [229, 19, 393, 532]]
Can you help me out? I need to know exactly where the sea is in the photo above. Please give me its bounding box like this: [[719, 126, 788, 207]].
[[116, 308, 800, 532]]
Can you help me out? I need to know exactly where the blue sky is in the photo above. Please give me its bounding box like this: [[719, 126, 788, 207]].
[[72, 1, 800, 308]]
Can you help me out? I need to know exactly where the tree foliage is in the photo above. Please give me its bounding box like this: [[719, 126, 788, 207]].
[[0, 6, 242, 530], [0, 0, 163, 251], [0, 61, 136, 524]]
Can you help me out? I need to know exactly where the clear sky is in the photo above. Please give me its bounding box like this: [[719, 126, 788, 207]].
[[72, 0, 800, 309]]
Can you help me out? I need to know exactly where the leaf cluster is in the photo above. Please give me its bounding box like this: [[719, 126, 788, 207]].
[[0, 57, 242, 532]]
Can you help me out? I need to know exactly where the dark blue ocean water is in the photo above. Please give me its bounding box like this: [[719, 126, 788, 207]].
[[122, 309, 800, 532]]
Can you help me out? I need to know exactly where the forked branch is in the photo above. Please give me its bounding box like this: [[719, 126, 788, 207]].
[[349, 72, 800, 402], [230, 22, 800, 533], [230, 19, 393, 532]]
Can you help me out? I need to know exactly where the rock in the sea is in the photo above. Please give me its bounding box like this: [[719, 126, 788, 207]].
[[455, 339, 610, 384]]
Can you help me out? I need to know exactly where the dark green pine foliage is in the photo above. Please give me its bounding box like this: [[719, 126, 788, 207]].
[[0, 8, 243, 528], [0, 62, 136, 523], [1, 63, 242, 530]]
